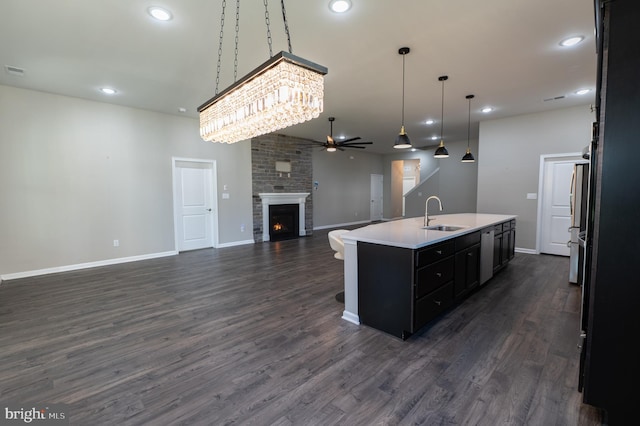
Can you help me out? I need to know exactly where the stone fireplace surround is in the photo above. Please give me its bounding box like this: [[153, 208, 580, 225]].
[[251, 134, 313, 242]]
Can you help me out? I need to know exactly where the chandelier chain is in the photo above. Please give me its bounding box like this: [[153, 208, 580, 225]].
[[281, 0, 293, 53], [234, 0, 240, 82], [215, 0, 227, 95], [264, 0, 273, 57]]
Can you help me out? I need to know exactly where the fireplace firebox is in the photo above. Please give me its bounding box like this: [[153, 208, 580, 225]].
[[269, 204, 300, 241]]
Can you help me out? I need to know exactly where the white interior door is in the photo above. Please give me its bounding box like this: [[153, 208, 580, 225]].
[[370, 174, 383, 221], [540, 159, 575, 256], [174, 160, 216, 252]]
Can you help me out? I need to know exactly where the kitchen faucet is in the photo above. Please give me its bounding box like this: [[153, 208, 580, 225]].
[[425, 196, 443, 226]]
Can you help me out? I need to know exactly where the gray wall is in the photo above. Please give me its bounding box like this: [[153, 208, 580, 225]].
[[0, 84, 594, 277], [0, 84, 253, 277], [382, 149, 439, 219], [477, 104, 594, 251], [387, 138, 479, 219], [312, 149, 383, 228]]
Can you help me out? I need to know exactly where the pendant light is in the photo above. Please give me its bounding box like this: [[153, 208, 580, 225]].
[[434, 75, 449, 158], [394, 47, 412, 149], [462, 94, 476, 163]]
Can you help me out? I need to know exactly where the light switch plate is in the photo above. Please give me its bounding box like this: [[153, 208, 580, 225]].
[[527, 193, 538, 199], [222, 193, 230, 199]]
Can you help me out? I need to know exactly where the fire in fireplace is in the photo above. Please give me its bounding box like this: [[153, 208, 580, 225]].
[[269, 204, 299, 241]]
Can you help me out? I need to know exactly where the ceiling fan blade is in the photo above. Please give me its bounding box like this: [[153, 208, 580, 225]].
[[340, 137, 361, 143], [342, 145, 366, 149], [310, 140, 327, 145], [341, 141, 373, 146]]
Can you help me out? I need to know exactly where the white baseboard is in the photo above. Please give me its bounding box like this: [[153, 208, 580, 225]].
[[515, 247, 538, 255], [217, 239, 255, 248], [0, 250, 177, 282], [341, 311, 360, 325], [313, 220, 371, 231]]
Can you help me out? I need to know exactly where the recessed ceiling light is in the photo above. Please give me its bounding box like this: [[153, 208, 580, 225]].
[[148, 6, 173, 21], [100, 87, 117, 95], [178, 107, 187, 113], [425, 119, 435, 125], [329, 0, 352, 13], [481, 106, 493, 113], [431, 136, 438, 141], [575, 88, 591, 95], [560, 36, 584, 47]]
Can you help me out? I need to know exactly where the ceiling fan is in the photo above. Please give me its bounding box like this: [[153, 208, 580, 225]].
[[311, 117, 373, 152]]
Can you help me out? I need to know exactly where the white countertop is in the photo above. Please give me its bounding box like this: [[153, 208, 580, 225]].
[[340, 213, 516, 249]]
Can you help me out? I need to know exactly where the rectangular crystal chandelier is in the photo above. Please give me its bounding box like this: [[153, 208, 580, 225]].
[[198, 51, 328, 144]]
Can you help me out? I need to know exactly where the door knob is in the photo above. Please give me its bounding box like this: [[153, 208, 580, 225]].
[[207, 208, 212, 212]]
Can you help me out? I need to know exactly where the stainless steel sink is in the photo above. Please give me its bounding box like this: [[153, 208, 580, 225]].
[[423, 224, 467, 232]]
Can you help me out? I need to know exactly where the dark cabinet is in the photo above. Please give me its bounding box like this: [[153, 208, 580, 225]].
[[414, 242, 456, 332], [493, 225, 503, 272], [493, 220, 515, 272], [580, 1, 640, 422], [508, 224, 516, 261], [454, 231, 481, 298], [357, 220, 515, 340]]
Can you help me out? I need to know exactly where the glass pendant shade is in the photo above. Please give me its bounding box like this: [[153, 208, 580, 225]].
[[434, 140, 449, 158], [394, 126, 412, 149]]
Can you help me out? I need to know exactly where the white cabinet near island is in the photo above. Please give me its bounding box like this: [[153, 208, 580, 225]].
[[340, 213, 517, 340]]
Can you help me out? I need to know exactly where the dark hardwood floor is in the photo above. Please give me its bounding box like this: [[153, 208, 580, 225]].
[[0, 230, 602, 425]]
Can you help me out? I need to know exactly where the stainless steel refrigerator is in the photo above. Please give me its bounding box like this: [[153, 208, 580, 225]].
[[568, 162, 589, 285]]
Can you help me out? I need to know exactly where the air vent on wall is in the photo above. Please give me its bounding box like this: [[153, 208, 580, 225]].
[[543, 95, 565, 102], [5, 65, 25, 77]]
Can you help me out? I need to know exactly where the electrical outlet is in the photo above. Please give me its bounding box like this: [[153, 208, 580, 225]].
[[113, 239, 119, 247], [240, 224, 245, 232]]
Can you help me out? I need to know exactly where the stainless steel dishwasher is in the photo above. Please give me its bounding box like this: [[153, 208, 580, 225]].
[[480, 228, 494, 285]]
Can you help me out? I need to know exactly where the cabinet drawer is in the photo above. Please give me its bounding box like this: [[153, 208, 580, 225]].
[[510, 219, 516, 228], [416, 241, 455, 268], [455, 231, 481, 251], [414, 281, 454, 331], [415, 256, 454, 299], [493, 224, 503, 234], [502, 220, 511, 231]]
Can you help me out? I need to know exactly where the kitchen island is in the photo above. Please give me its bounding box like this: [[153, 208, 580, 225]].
[[340, 213, 516, 339]]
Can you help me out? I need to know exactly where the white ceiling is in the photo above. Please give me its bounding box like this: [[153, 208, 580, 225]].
[[0, 0, 597, 154]]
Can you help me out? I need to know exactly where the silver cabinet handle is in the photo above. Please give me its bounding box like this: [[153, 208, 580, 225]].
[[436, 250, 442, 254], [433, 300, 442, 306], [436, 272, 442, 277]]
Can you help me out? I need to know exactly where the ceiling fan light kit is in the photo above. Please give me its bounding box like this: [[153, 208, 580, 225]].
[[394, 47, 412, 149], [198, 0, 327, 144], [312, 116, 373, 152]]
